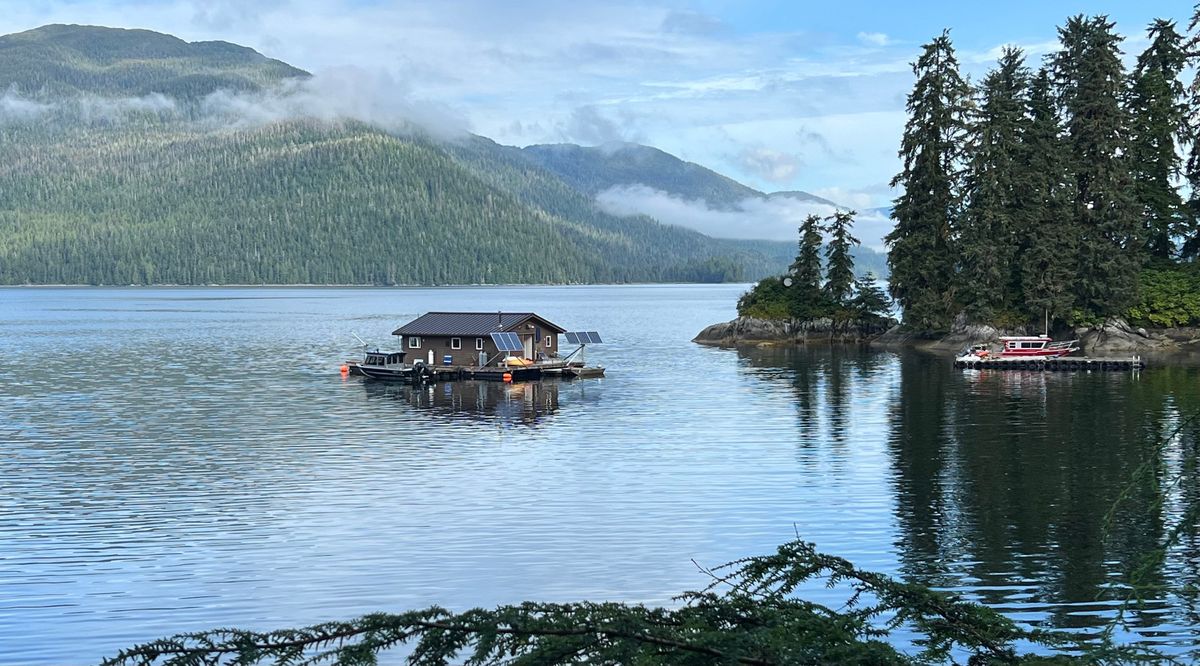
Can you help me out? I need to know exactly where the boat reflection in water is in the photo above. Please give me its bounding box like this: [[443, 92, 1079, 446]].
[[361, 379, 561, 426]]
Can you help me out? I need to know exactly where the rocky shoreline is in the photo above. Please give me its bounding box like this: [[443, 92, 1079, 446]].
[[695, 314, 1200, 359], [692, 316, 896, 347]]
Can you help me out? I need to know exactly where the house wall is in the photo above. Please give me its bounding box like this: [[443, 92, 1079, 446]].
[[402, 330, 558, 367]]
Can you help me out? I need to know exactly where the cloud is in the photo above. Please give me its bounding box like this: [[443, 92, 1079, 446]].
[[594, 184, 894, 249], [659, 10, 727, 36], [0, 89, 178, 124], [856, 32, 891, 47], [560, 104, 641, 145], [200, 67, 470, 138], [0, 68, 468, 138], [733, 147, 799, 183], [0, 88, 54, 121]]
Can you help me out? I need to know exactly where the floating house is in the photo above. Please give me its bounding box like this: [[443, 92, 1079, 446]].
[[392, 311, 567, 368]]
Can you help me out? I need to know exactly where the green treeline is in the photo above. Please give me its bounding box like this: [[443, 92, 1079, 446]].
[[0, 119, 777, 284], [887, 12, 1200, 331], [737, 210, 893, 322]]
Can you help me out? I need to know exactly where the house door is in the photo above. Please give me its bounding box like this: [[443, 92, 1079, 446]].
[[428, 349, 434, 365], [523, 335, 533, 359]]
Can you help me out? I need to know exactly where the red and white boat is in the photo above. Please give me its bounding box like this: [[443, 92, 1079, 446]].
[[997, 335, 1079, 357]]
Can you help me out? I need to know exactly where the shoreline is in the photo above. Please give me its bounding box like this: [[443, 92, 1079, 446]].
[[695, 315, 1200, 362]]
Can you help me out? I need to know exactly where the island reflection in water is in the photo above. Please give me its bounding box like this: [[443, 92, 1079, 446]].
[[737, 344, 1200, 644]]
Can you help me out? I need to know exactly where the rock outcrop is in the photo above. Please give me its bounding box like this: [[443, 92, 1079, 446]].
[[693, 316, 896, 347], [1072, 317, 1198, 354]]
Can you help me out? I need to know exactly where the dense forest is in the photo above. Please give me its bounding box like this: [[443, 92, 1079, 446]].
[[0, 24, 815, 285], [887, 11, 1200, 331]]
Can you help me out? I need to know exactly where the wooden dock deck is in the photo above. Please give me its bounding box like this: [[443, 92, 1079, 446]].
[[427, 361, 604, 382], [953, 356, 1144, 371]]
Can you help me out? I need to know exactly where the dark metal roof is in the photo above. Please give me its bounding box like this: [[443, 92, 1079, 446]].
[[392, 312, 567, 337]]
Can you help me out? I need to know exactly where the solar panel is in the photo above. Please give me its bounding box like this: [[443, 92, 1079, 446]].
[[584, 331, 603, 344], [489, 332, 523, 352], [564, 332, 581, 345]]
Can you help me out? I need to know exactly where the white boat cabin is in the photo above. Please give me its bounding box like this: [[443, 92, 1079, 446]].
[[1000, 336, 1052, 352], [363, 351, 408, 368]]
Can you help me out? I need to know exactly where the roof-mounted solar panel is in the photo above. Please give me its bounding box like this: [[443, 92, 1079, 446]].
[[583, 332, 603, 344], [490, 332, 523, 352], [564, 332, 581, 345]]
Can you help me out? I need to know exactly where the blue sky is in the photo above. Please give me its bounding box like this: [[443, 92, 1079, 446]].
[[0, 0, 1194, 245]]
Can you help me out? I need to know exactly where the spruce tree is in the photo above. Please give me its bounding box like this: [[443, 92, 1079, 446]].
[[886, 31, 971, 330], [1127, 19, 1188, 260], [823, 209, 859, 307], [788, 213, 827, 318], [1020, 68, 1078, 323], [958, 47, 1030, 320], [1052, 15, 1142, 317], [851, 272, 893, 319], [1182, 7, 1200, 258]]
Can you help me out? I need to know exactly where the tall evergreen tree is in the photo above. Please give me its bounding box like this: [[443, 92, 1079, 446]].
[[851, 272, 893, 319], [1127, 19, 1188, 260], [1052, 15, 1142, 317], [1182, 6, 1200, 258], [886, 30, 971, 330], [958, 47, 1030, 319], [788, 213, 827, 317], [823, 209, 859, 307], [1020, 68, 1078, 323]]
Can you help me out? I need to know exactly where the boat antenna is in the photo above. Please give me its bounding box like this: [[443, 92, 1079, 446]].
[[352, 332, 368, 349], [1044, 309, 1049, 338]]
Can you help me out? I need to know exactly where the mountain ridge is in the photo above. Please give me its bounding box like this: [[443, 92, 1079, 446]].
[[0, 24, 885, 285]]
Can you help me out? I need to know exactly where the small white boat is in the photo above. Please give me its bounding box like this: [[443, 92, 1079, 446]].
[[345, 350, 421, 380], [956, 336, 1080, 364]]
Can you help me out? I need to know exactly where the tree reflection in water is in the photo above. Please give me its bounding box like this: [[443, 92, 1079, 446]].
[[738, 345, 1200, 646]]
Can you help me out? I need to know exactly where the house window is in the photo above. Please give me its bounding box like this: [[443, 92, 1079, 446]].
[[545, 335, 552, 348], [451, 337, 461, 350], [409, 336, 421, 349], [476, 338, 484, 350]]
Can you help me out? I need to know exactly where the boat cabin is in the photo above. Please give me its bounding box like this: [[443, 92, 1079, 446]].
[[998, 335, 1079, 358], [392, 312, 566, 367], [363, 351, 407, 367], [1000, 336, 1052, 353]]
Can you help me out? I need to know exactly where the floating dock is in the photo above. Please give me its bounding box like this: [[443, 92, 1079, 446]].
[[347, 360, 604, 383], [953, 356, 1144, 371], [433, 361, 604, 382]]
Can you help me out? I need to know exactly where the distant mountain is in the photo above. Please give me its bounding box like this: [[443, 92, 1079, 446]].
[[522, 142, 835, 211], [0, 25, 798, 285], [766, 190, 839, 207], [0, 24, 308, 98], [0, 25, 893, 286]]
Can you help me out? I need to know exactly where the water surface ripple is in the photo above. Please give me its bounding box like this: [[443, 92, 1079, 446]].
[[2, 286, 1199, 663]]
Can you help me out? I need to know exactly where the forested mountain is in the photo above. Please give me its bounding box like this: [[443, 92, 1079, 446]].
[[0, 24, 851, 285], [0, 24, 307, 98], [522, 142, 835, 209]]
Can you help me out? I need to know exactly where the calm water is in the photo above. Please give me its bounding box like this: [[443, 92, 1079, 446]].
[[3, 285, 1200, 663]]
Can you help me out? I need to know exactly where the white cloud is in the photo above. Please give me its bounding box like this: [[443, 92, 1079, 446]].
[[856, 31, 891, 47], [0, 88, 54, 121], [200, 68, 470, 138], [734, 147, 799, 183], [594, 184, 894, 249]]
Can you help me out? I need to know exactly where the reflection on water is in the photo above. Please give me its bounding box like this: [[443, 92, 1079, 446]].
[[360, 380, 563, 426], [739, 346, 1200, 650], [6, 287, 1200, 662]]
